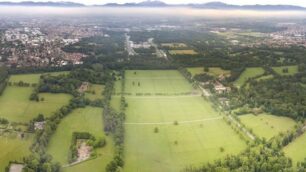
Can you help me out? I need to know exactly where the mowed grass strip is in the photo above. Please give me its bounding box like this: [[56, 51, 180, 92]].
[[187, 67, 230, 77], [239, 113, 296, 140], [272, 65, 298, 76], [124, 70, 246, 172], [234, 67, 265, 87], [47, 107, 114, 170], [283, 132, 306, 166], [0, 134, 33, 170]]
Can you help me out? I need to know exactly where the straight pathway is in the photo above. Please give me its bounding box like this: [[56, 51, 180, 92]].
[[125, 116, 222, 125]]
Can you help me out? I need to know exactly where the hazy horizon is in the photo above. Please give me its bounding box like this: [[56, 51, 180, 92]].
[[0, 6, 306, 19], [0, 0, 306, 7]]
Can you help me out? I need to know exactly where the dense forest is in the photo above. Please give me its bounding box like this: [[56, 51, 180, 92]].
[[185, 145, 292, 172], [0, 66, 8, 95]]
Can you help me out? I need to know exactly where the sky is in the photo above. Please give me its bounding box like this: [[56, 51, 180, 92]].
[[1, 0, 306, 6]]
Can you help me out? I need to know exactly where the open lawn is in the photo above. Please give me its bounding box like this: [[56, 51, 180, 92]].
[[0, 134, 33, 171], [272, 65, 298, 76], [47, 107, 113, 171], [84, 84, 104, 100], [125, 70, 194, 95], [256, 75, 273, 81], [234, 67, 265, 87], [8, 72, 69, 84], [0, 73, 72, 122], [0, 86, 71, 122], [239, 113, 296, 140], [283, 132, 306, 166], [169, 50, 198, 55], [9, 74, 41, 84], [187, 67, 231, 77], [124, 70, 246, 172]]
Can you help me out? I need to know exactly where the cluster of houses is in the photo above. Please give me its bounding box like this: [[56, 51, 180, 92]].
[[1, 26, 89, 67]]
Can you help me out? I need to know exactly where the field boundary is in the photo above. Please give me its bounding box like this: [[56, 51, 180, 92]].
[[126, 77, 185, 80], [125, 116, 222, 125], [112, 94, 202, 99]]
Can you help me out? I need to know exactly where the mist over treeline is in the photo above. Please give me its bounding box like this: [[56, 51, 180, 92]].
[[1, 6, 306, 19]]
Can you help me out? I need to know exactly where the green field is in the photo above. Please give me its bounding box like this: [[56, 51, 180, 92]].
[[187, 67, 231, 77], [47, 107, 113, 171], [256, 75, 273, 81], [85, 84, 104, 100], [0, 86, 71, 122], [283, 132, 306, 166], [272, 65, 298, 76], [239, 113, 296, 140], [124, 70, 246, 172], [125, 70, 194, 95], [0, 134, 33, 170], [0, 74, 72, 122], [9, 74, 41, 84], [9, 72, 69, 84], [234, 67, 265, 87]]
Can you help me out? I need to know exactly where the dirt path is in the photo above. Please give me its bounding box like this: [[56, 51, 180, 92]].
[[112, 94, 202, 99], [125, 116, 223, 125]]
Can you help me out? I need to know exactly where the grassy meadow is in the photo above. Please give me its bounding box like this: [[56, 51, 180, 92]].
[[0, 134, 33, 170], [256, 75, 273, 81], [123, 70, 246, 172], [239, 113, 296, 140], [272, 65, 298, 76], [0, 86, 71, 122], [234, 67, 265, 87], [187, 67, 231, 77], [283, 132, 306, 166], [47, 107, 113, 170], [84, 84, 104, 100], [125, 70, 194, 95], [0, 74, 72, 122]]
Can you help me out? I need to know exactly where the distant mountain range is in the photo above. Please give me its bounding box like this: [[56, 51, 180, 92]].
[[0, 0, 305, 11]]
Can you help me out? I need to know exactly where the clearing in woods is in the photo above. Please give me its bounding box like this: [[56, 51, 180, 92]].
[[0, 134, 33, 171], [239, 113, 296, 140], [283, 132, 306, 166], [47, 107, 114, 172], [272, 65, 298, 76], [234, 67, 265, 87], [187, 67, 231, 77], [84, 84, 104, 100], [123, 70, 247, 172], [0, 73, 72, 123]]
